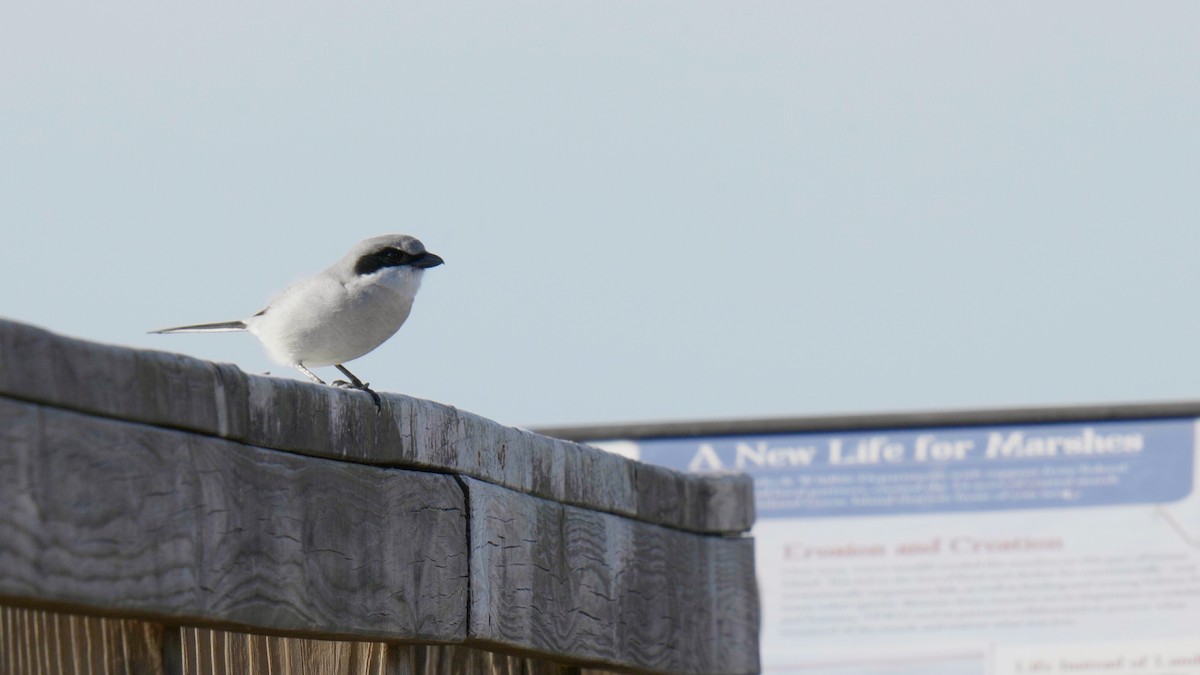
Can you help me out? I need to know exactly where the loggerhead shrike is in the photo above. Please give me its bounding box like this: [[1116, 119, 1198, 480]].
[[151, 234, 443, 405]]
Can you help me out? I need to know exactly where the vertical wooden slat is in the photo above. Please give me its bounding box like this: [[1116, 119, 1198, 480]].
[[0, 604, 165, 675], [179, 628, 399, 675], [170, 630, 607, 675], [389, 644, 598, 675], [0, 610, 622, 675]]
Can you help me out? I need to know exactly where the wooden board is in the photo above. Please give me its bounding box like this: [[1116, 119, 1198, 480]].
[[177, 635, 587, 675], [0, 397, 468, 644], [0, 317, 248, 439], [0, 319, 761, 673], [0, 397, 758, 673], [0, 319, 752, 536], [1, 604, 618, 675], [177, 627, 390, 675], [0, 604, 165, 675], [464, 478, 760, 675]]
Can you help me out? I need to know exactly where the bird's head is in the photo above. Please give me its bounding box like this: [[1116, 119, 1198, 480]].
[[351, 235, 444, 277]]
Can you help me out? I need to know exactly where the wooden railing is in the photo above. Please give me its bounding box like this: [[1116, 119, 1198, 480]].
[[0, 319, 759, 675]]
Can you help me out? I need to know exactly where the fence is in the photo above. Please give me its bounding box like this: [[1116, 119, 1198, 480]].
[[0, 319, 759, 675]]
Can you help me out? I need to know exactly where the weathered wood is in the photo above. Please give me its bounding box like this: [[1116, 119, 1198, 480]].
[[1, 605, 616, 675], [177, 632, 617, 675], [465, 479, 759, 675], [0, 604, 165, 675], [0, 318, 752, 535], [0, 604, 627, 675], [0, 318, 761, 673], [391, 644, 601, 675], [0, 318, 249, 440], [176, 631, 562, 675], [178, 627, 390, 675], [0, 393, 760, 673], [0, 396, 468, 643]]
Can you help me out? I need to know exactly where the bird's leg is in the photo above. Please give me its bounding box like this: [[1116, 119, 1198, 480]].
[[295, 363, 326, 385], [333, 364, 382, 408], [333, 364, 367, 388]]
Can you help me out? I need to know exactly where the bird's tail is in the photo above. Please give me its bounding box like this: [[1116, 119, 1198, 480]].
[[149, 320, 247, 334]]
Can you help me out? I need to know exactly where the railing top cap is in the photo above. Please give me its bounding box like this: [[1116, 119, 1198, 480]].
[[0, 318, 754, 535]]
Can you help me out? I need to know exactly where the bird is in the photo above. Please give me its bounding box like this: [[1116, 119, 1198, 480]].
[[151, 234, 444, 406]]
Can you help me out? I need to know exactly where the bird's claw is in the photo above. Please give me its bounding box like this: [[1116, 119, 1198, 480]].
[[331, 380, 382, 410]]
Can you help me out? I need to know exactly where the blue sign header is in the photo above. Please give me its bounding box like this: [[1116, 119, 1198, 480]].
[[633, 418, 1195, 518]]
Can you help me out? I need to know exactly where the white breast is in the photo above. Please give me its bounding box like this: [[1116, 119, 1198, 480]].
[[247, 267, 424, 368]]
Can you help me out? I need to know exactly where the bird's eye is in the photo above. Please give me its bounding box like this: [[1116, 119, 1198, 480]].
[[354, 246, 416, 276]]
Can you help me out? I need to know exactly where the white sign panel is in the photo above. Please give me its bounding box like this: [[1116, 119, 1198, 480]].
[[618, 418, 1200, 674]]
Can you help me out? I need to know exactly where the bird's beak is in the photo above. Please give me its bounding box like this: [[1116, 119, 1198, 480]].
[[414, 251, 445, 269]]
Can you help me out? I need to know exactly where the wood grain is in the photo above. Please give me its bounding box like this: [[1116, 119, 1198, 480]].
[[175, 624, 614, 672], [464, 478, 759, 675], [0, 397, 758, 673], [0, 318, 761, 673], [177, 636, 593, 675], [0, 318, 249, 439], [178, 627, 389, 675], [1, 607, 616, 675], [391, 644, 596, 675], [0, 396, 468, 644], [0, 605, 165, 675], [0, 318, 753, 535], [239, 370, 753, 537]]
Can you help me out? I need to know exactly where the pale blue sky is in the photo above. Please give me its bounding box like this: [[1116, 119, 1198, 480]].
[[3, 2, 1198, 428]]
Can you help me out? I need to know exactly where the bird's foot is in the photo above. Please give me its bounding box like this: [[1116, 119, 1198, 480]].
[[332, 379, 382, 409]]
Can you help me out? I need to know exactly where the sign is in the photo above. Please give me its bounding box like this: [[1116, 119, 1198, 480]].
[[606, 418, 1200, 675], [636, 419, 1194, 518]]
